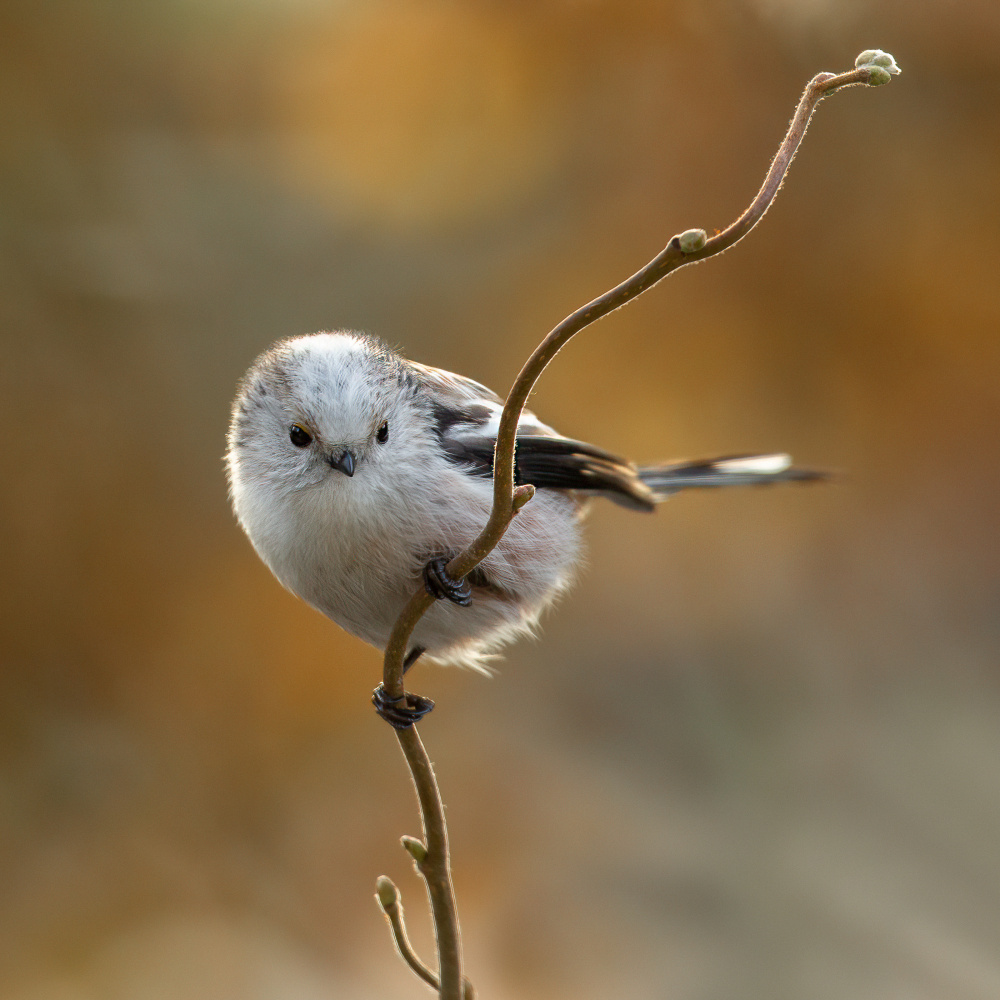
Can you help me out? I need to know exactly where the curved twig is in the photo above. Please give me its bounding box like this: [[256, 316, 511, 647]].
[[375, 875, 440, 990], [376, 54, 899, 999], [381, 63, 891, 701], [376, 872, 477, 1000]]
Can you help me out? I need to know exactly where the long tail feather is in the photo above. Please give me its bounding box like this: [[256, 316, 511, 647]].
[[638, 453, 827, 499]]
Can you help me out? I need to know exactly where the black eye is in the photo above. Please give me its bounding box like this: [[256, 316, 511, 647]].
[[376, 421, 389, 444], [289, 424, 313, 447]]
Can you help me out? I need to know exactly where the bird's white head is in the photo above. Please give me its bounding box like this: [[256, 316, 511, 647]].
[[226, 331, 420, 517]]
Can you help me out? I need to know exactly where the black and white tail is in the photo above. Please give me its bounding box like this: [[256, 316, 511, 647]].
[[639, 453, 826, 499], [439, 423, 825, 511]]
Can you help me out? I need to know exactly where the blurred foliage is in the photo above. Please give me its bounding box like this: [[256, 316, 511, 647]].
[[2, 1, 1000, 998]]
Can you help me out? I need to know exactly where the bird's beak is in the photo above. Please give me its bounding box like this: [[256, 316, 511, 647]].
[[329, 450, 356, 477]]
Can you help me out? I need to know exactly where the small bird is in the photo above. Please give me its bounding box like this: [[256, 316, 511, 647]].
[[227, 331, 821, 725]]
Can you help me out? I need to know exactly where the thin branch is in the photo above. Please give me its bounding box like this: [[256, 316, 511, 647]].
[[394, 726, 464, 999], [375, 52, 899, 1000], [376, 876, 440, 991], [376, 869, 476, 1000]]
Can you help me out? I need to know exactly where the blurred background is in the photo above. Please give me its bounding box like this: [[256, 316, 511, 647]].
[[2, 1, 999, 997]]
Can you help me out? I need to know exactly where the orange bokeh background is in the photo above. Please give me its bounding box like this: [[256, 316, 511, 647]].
[[2, 1, 999, 997]]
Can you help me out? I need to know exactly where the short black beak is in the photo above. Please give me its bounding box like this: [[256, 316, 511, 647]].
[[329, 450, 356, 477]]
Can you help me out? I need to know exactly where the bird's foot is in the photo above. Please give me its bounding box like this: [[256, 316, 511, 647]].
[[423, 557, 472, 606], [372, 683, 435, 729]]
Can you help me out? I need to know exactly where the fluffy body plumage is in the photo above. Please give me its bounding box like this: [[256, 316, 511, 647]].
[[227, 331, 818, 671]]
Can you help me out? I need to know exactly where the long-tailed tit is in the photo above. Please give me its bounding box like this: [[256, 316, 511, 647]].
[[227, 331, 821, 725]]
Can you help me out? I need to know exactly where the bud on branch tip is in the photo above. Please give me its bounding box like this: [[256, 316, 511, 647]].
[[375, 876, 398, 911], [855, 49, 901, 86]]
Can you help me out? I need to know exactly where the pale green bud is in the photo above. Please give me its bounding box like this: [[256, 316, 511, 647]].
[[855, 49, 901, 78], [677, 229, 707, 253], [375, 875, 398, 910], [401, 835, 428, 863]]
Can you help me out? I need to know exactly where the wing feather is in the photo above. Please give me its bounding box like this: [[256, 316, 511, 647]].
[[407, 361, 821, 509]]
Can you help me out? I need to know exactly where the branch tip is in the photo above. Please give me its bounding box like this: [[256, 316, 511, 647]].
[[864, 65, 894, 87], [855, 48, 901, 85], [376, 875, 442, 992], [375, 875, 399, 911]]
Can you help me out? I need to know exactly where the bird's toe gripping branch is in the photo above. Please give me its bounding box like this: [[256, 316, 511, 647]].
[[372, 684, 436, 729], [423, 557, 472, 606]]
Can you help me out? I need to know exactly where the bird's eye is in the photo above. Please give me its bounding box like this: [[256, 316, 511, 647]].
[[376, 421, 389, 444], [289, 424, 313, 447]]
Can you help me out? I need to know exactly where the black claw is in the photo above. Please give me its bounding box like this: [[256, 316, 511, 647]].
[[423, 557, 472, 606], [372, 682, 435, 729]]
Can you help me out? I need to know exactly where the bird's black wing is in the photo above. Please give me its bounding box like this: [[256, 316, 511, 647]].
[[439, 429, 656, 511], [409, 361, 654, 508]]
